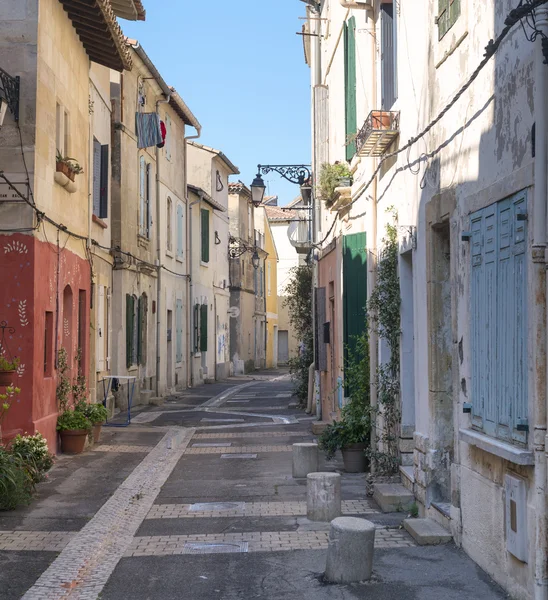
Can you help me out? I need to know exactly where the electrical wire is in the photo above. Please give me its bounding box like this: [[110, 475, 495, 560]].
[[316, 0, 548, 247]]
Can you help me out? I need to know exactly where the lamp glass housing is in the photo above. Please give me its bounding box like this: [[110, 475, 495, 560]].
[[250, 173, 266, 207], [251, 250, 260, 270]]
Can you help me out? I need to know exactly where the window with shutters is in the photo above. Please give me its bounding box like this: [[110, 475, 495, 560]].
[[165, 114, 172, 161], [201, 208, 210, 263], [200, 303, 208, 352], [193, 303, 200, 353], [176, 299, 183, 363], [437, 0, 460, 40], [93, 139, 109, 219], [177, 203, 183, 258], [126, 294, 139, 368], [139, 159, 152, 238], [381, 1, 398, 109], [138, 294, 147, 366], [344, 16, 357, 161], [470, 191, 528, 445], [167, 197, 173, 252]]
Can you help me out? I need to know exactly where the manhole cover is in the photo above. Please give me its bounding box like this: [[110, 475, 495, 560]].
[[183, 542, 248, 554], [188, 502, 245, 512], [221, 453, 257, 459], [191, 443, 232, 448]]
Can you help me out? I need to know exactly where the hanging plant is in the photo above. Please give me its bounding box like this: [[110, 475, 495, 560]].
[[318, 162, 353, 208]]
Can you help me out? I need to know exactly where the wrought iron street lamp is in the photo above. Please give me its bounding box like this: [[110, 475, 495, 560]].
[[0, 67, 20, 126], [251, 250, 260, 270], [250, 164, 312, 207]]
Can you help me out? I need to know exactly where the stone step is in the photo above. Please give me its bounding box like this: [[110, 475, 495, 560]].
[[311, 421, 329, 435], [399, 465, 414, 493], [373, 483, 415, 513], [403, 518, 452, 545]]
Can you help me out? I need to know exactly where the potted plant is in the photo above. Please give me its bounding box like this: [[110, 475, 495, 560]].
[[319, 162, 353, 208], [56, 410, 92, 454], [76, 401, 108, 443], [56, 151, 84, 182], [0, 356, 20, 387]]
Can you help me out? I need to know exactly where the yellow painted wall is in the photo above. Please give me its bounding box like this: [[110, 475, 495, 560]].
[[263, 214, 278, 368]]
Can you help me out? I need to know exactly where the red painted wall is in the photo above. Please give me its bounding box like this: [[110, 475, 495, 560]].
[[0, 233, 90, 452]]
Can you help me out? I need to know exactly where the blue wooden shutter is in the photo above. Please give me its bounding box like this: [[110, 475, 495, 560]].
[[99, 144, 109, 219], [344, 17, 357, 161], [93, 139, 101, 216], [176, 299, 183, 363], [177, 204, 183, 257]]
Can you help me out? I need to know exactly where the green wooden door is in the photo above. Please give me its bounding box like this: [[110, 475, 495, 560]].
[[343, 232, 367, 375]]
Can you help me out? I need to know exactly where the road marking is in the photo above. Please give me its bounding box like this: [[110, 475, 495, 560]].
[[21, 428, 194, 600]]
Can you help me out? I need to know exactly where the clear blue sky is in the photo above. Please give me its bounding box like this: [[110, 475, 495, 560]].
[[122, 1, 311, 206]]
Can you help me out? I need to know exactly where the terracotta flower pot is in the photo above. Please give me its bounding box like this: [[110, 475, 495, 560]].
[[92, 423, 102, 444], [0, 370, 16, 387], [341, 443, 369, 473], [59, 429, 88, 454], [371, 111, 392, 130], [56, 161, 75, 182]]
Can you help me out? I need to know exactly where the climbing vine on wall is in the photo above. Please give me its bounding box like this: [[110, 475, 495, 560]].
[[367, 217, 401, 474], [283, 264, 313, 405]]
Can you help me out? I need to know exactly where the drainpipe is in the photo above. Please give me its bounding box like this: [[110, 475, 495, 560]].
[[184, 128, 202, 388], [534, 7, 548, 600], [338, 0, 372, 9], [155, 95, 170, 398], [367, 7, 379, 472]]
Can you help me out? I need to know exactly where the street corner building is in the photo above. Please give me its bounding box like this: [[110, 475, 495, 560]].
[[303, 0, 548, 598]]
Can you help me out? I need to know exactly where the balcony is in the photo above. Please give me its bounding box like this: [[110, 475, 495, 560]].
[[356, 110, 400, 157]]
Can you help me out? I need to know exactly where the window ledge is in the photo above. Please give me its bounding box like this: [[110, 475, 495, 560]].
[[92, 214, 108, 229], [166, 248, 173, 258], [200, 261, 209, 268], [459, 428, 534, 466], [176, 255, 183, 263]]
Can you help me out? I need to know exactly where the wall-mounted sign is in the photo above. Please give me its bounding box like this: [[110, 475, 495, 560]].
[[0, 175, 28, 202]]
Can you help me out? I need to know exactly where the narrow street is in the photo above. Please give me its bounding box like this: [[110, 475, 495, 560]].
[[0, 373, 508, 599]]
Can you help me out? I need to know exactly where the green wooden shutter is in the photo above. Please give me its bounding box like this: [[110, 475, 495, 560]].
[[126, 294, 133, 368], [344, 17, 357, 161], [201, 209, 210, 263], [438, 0, 449, 39], [99, 144, 109, 218], [200, 304, 208, 352], [194, 303, 200, 352]]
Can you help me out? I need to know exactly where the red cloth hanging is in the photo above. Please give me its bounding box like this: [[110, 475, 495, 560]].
[[157, 120, 167, 148]]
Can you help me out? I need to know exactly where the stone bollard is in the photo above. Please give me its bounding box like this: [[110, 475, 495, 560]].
[[306, 472, 341, 522], [324, 517, 376, 583], [292, 443, 319, 478]]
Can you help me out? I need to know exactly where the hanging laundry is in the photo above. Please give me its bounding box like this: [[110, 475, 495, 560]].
[[135, 112, 162, 149], [157, 120, 167, 149]]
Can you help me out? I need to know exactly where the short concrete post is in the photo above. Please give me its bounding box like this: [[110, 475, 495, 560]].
[[324, 517, 376, 583], [306, 472, 341, 522], [292, 443, 319, 478]]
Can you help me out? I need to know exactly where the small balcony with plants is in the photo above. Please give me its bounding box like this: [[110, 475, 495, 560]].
[[355, 110, 400, 158]]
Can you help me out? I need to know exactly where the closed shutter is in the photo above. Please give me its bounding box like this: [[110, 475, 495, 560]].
[[438, 0, 460, 40], [470, 191, 528, 443], [146, 164, 152, 238], [99, 145, 109, 219], [344, 17, 357, 161], [201, 209, 210, 262], [177, 204, 183, 257], [126, 294, 134, 368], [316, 287, 327, 372], [200, 303, 208, 352], [138, 295, 147, 366], [314, 85, 329, 178], [93, 139, 101, 216], [381, 4, 396, 109], [194, 303, 200, 352], [176, 299, 183, 363], [139, 157, 146, 235], [97, 285, 105, 371]]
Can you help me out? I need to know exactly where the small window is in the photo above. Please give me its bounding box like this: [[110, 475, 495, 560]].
[[56, 103, 63, 156], [201, 208, 210, 263], [438, 0, 460, 40], [93, 140, 109, 219], [64, 110, 70, 157], [167, 197, 173, 251], [177, 203, 183, 257], [44, 312, 53, 376]]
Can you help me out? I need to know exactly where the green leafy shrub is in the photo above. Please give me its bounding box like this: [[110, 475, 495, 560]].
[[0, 356, 20, 371], [11, 433, 54, 482], [0, 447, 35, 510], [75, 402, 107, 425], [319, 162, 353, 208], [56, 410, 91, 432]]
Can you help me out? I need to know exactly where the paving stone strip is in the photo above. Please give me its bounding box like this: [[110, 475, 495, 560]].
[[0, 531, 75, 552], [21, 427, 195, 600], [146, 500, 377, 519], [193, 432, 315, 439], [124, 528, 414, 557], [91, 445, 155, 453], [184, 445, 294, 454]]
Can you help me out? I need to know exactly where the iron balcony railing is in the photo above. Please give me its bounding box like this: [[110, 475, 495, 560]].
[[356, 110, 400, 157]]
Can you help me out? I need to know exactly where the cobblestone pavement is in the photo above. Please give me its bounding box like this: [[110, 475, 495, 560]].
[[0, 374, 510, 600]]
